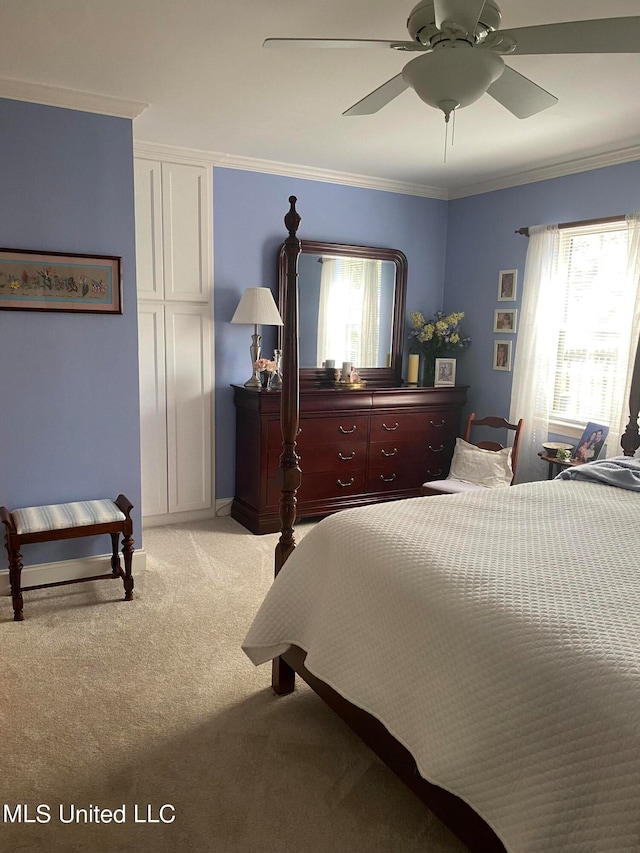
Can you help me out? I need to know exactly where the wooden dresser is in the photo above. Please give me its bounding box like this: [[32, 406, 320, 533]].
[[231, 384, 467, 534]]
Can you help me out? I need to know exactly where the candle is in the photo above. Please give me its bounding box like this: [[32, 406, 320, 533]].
[[342, 361, 352, 383], [407, 354, 419, 384], [325, 359, 335, 368]]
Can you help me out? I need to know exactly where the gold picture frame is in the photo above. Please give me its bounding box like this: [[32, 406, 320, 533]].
[[0, 247, 122, 314]]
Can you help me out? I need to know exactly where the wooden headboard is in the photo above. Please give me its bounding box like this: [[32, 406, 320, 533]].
[[275, 197, 640, 565]]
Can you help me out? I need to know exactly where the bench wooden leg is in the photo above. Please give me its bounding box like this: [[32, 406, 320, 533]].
[[7, 545, 24, 622], [121, 532, 134, 601]]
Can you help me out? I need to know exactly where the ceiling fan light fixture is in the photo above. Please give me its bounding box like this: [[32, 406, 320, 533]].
[[402, 47, 504, 112]]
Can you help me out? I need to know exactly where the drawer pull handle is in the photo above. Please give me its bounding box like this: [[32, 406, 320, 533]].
[[296, 427, 302, 436], [379, 473, 397, 483], [427, 469, 443, 477], [381, 448, 397, 457], [382, 422, 399, 431], [428, 444, 445, 453], [338, 451, 356, 460], [430, 419, 446, 428], [339, 425, 357, 434], [337, 477, 355, 488]]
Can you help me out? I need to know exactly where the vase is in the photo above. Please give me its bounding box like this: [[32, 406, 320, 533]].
[[419, 355, 436, 387], [269, 349, 283, 391]]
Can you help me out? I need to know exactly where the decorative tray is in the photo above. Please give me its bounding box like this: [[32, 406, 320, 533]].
[[331, 380, 367, 389]]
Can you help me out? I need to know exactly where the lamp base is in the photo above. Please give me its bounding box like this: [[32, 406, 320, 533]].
[[244, 327, 262, 389]]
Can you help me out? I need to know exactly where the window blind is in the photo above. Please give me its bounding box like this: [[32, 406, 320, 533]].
[[551, 221, 632, 427]]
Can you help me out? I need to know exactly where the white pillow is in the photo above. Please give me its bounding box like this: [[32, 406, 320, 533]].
[[446, 437, 513, 488]]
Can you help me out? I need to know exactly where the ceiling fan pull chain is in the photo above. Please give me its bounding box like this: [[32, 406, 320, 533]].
[[452, 108, 456, 146], [443, 116, 448, 164]]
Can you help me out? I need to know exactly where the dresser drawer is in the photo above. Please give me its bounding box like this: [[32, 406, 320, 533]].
[[300, 442, 367, 475], [370, 408, 456, 440], [267, 469, 366, 506], [367, 457, 424, 493], [269, 441, 367, 475], [268, 414, 369, 449]]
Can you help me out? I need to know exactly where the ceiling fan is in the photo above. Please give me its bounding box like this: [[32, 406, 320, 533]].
[[264, 1, 640, 123]]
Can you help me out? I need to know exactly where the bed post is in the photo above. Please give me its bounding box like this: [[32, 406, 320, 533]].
[[621, 333, 640, 456], [273, 196, 302, 695]]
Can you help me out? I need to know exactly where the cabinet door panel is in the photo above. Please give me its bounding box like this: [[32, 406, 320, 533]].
[[134, 159, 164, 299], [138, 303, 168, 516], [162, 163, 211, 302], [165, 304, 212, 513]]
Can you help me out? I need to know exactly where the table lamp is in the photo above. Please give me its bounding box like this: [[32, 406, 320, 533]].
[[231, 287, 284, 387]]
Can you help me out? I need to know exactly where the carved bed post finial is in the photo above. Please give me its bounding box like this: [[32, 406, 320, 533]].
[[285, 195, 301, 238]]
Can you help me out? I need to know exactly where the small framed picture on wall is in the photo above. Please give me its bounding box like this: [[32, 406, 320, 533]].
[[493, 340, 512, 371], [493, 309, 517, 333], [434, 357, 456, 386], [497, 269, 517, 301]]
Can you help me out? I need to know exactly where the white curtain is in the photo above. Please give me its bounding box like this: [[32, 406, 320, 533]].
[[609, 214, 640, 454], [360, 260, 381, 366], [316, 258, 338, 366], [510, 217, 640, 483], [509, 225, 561, 484]]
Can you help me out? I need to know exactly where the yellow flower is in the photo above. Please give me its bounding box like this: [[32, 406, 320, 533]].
[[10, 278, 20, 290]]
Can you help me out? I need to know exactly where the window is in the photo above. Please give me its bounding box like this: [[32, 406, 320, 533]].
[[316, 257, 382, 367], [550, 222, 635, 431]]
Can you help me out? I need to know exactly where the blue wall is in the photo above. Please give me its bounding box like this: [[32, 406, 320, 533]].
[[213, 168, 448, 498], [444, 161, 640, 438], [0, 98, 141, 564]]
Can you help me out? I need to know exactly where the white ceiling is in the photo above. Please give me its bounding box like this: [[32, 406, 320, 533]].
[[2, 0, 640, 197]]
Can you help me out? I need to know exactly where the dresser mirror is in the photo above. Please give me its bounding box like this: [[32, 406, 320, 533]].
[[277, 240, 407, 386]]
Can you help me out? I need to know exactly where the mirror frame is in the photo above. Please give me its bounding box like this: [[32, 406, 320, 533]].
[[278, 239, 407, 387]]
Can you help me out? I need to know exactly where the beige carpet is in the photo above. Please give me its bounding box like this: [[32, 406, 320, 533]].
[[0, 516, 466, 853]]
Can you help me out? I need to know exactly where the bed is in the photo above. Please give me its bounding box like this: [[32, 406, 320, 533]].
[[242, 198, 640, 853]]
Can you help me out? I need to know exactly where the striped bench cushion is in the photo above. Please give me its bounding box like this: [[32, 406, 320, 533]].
[[12, 500, 125, 535]]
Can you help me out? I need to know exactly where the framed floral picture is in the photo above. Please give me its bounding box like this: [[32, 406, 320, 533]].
[[493, 340, 512, 371], [497, 269, 517, 302], [0, 247, 122, 314], [493, 309, 517, 333], [434, 357, 456, 386]]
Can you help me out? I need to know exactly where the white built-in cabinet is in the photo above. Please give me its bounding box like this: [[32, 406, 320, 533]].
[[134, 154, 214, 522]]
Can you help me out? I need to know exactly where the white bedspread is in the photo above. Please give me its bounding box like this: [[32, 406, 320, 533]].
[[242, 479, 640, 853]]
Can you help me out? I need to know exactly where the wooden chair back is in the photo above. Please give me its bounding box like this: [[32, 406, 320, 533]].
[[464, 413, 524, 484]]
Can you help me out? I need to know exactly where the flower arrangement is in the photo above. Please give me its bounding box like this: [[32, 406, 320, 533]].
[[409, 310, 471, 385], [254, 358, 278, 373], [409, 310, 471, 357]]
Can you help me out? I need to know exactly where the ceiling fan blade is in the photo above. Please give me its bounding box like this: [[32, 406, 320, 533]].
[[263, 38, 425, 51], [487, 65, 558, 118], [500, 17, 640, 55], [343, 73, 410, 116], [433, 0, 486, 33]]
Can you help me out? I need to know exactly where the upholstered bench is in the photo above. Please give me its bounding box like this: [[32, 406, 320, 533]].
[[0, 494, 134, 621]]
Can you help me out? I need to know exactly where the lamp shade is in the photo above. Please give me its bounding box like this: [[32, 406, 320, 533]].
[[231, 287, 283, 326]]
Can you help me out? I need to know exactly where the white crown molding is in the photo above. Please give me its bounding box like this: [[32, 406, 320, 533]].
[[448, 143, 640, 200], [134, 140, 448, 200], [0, 77, 148, 119]]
